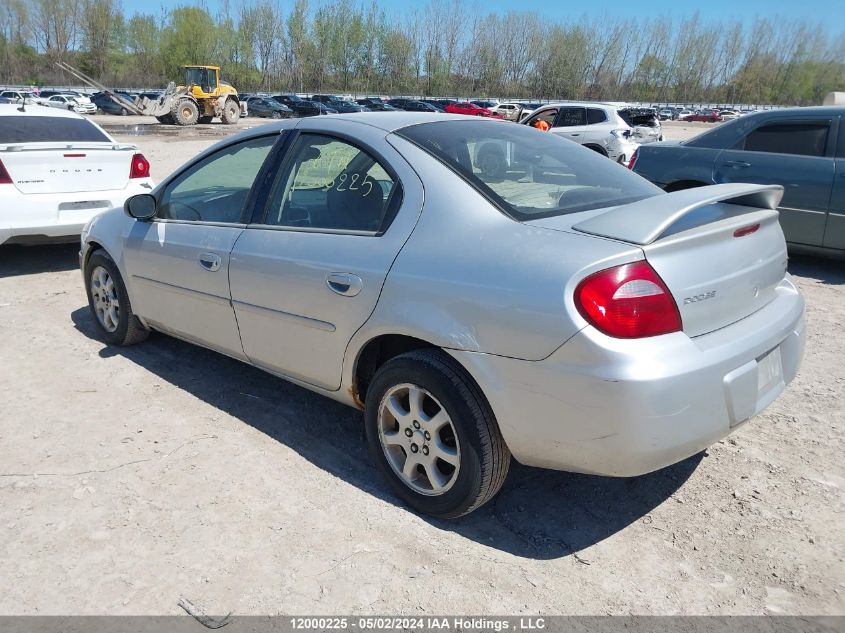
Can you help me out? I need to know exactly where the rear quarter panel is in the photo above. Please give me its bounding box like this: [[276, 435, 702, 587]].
[[344, 135, 642, 367]]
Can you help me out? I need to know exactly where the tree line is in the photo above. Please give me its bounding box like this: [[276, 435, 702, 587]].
[[1, 0, 843, 105]]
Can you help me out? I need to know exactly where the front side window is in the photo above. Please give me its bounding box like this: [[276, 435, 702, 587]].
[[264, 134, 400, 233], [157, 135, 277, 223], [526, 108, 558, 129], [741, 122, 829, 157], [398, 120, 661, 221]]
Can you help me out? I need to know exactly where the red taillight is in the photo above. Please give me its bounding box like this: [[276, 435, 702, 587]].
[[129, 153, 150, 179], [733, 223, 760, 238], [575, 261, 682, 338], [0, 158, 11, 184], [628, 147, 639, 170]]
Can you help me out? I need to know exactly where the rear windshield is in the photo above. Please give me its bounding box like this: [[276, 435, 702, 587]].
[[396, 120, 661, 220], [0, 116, 110, 143]]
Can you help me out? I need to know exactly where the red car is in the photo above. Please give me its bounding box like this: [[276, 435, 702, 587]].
[[444, 102, 504, 118], [682, 110, 722, 123]]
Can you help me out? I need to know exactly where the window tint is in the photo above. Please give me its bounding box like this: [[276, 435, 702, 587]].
[[265, 134, 400, 233], [586, 108, 607, 124], [557, 107, 587, 127], [157, 135, 276, 223], [398, 120, 661, 221], [742, 122, 829, 157], [0, 116, 110, 143]]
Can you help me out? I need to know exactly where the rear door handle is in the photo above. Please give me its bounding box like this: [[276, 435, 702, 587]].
[[723, 160, 751, 169], [198, 252, 221, 272], [326, 272, 363, 297]]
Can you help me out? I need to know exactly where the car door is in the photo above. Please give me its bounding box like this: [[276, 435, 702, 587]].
[[714, 116, 836, 247], [825, 117, 845, 251], [228, 118, 424, 391], [123, 133, 281, 359], [551, 107, 588, 140]]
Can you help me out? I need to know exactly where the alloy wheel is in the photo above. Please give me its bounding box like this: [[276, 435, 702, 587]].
[[89, 265, 120, 332], [377, 383, 461, 495]]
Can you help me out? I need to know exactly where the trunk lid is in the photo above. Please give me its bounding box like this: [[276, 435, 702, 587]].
[[532, 184, 789, 338], [0, 143, 135, 194]]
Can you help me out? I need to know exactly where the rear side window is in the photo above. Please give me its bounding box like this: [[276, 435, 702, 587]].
[[264, 133, 400, 233], [0, 116, 110, 143], [557, 107, 587, 126], [398, 120, 661, 221], [586, 108, 607, 124], [742, 123, 829, 157]]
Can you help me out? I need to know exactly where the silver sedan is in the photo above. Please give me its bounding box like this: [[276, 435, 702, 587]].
[[80, 113, 805, 517]]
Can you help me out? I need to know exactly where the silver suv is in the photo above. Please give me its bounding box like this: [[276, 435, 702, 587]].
[[522, 102, 662, 164]]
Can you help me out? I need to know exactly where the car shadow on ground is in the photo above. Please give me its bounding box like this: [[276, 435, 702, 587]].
[[0, 244, 79, 278], [788, 255, 844, 285], [71, 306, 701, 560]]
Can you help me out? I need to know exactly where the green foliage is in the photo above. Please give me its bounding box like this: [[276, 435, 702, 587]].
[[0, 0, 842, 105]]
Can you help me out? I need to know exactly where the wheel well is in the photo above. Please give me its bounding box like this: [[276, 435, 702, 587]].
[[353, 335, 437, 404], [583, 143, 608, 156], [83, 241, 105, 269], [665, 179, 707, 192]]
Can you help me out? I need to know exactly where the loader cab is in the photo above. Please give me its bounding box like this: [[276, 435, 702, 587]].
[[184, 66, 219, 98]]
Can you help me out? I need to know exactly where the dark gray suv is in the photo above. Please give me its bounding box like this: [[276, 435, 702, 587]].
[[632, 106, 845, 259]]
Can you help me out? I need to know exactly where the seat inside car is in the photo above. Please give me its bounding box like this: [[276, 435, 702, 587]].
[[324, 173, 383, 231]]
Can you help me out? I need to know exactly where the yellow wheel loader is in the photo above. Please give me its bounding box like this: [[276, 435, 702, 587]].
[[54, 62, 246, 126], [145, 66, 245, 125]]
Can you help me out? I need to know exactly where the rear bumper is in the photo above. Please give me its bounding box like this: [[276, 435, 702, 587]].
[[450, 276, 805, 477], [0, 181, 153, 245]]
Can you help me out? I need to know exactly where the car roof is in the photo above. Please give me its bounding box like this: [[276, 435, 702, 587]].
[[0, 103, 85, 119]]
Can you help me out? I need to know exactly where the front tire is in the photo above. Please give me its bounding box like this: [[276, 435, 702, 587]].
[[172, 98, 199, 126], [365, 349, 510, 518], [221, 99, 240, 124], [84, 250, 149, 346]]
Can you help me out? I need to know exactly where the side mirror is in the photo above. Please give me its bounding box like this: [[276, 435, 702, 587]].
[[124, 194, 157, 221]]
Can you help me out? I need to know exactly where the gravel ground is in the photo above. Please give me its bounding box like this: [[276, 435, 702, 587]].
[[0, 117, 842, 616]]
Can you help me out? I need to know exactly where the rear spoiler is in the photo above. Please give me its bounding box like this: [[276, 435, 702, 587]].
[[572, 183, 784, 246], [0, 142, 137, 152]]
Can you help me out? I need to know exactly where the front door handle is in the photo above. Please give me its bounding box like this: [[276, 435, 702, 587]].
[[198, 252, 221, 272], [723, 160, 751, 169], [326, 272, 363, 297]]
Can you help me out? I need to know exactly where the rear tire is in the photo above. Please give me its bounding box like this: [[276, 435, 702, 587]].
[[221, 99, 240, 124], [172, 98, 199, 126], [584, 143, 608, 157], [365, 349, 510, 518], [120, 107, 128, 116], [84, 250, 149, 347]]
